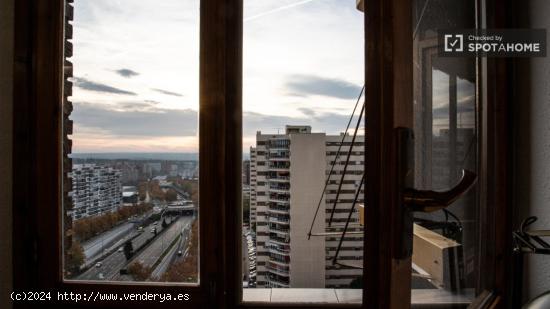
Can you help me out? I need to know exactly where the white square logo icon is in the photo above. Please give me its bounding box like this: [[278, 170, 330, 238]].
[[444, 34, 463, 52]]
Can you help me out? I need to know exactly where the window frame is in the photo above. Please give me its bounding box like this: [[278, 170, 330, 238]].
[[12, 0, 242, 308], [11, 0, 514, 308]]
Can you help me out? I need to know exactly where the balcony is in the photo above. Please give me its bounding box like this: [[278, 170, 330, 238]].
[[269, 167, 290, 172], [266, 265, 290, 277], [269, 183, 290, 189], [268, 176, 290, 183], [268, 197, 290, 205], [268, 257, 290, 267], [267, 275, 290, 287], [268, 151, 290, 161], [268, 140, 290, 151], [268, 227, 289, 235], [268, 216, 290, 225], [267, 242, 290, 255], [269, 184, 290, 191], [269, 235, 290, 245], [268, 204, 290, 214]]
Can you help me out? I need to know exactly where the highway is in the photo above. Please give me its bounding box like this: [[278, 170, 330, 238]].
[[150, 220, 193, 279], [82, 222, 134, 264], [133, 216, 193, 270], [75, 219, 165, 281]]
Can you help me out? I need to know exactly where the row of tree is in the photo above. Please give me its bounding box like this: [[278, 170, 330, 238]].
[[147, 180, 179, 202], [65, 240, 85, 277], [159, 220, 198, 282], [72, 203, 153, 242]]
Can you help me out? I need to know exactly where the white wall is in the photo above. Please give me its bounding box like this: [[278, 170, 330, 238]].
[[0, 0, 13, 308], [515, 0, 550, 301], [289, 133, 326, 288]]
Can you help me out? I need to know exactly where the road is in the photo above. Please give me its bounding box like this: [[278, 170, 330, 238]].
[[82, 222, 134, 264], [150, 220, 193, 279], [133, 216, 192, 270], [76, 220, 165, 281]]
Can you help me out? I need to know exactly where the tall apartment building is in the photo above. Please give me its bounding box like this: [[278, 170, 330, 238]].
[[249, 125, 364, 288], [69, 164, 123, 220]]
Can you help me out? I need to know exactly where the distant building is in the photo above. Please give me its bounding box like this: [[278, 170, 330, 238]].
[[181, 161, 198, 179], [250, 125, 364, 288], [169, 164, 179, 177], [69, 164, 122, 220], [143, 162, 162, 177], [118, 162, 139, 184]]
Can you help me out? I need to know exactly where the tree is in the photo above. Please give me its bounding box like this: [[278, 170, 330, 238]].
[[165, 189, 178, 202], [128, 261, 152, 281], [138, 182, 147, 201], [66, 241, 85, 275], [123, 240, 134, 260], [73, 218, 92, 240]]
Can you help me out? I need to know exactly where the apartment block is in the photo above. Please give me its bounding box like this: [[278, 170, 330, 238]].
[[250, 125, 364, 288], [69, 164, 123, 220]]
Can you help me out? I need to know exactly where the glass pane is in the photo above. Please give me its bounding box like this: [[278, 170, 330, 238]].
[[242, 0, 364, 304], [62, 0, 199, 284], [411, 0, 477, 302]]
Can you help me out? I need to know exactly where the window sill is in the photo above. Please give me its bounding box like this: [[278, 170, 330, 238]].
[[242, 288, 474, 306]]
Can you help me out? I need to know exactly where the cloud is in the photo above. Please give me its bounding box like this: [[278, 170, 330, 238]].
[[115, 68, 140, 78], [72, 77, 137, 95], [115, 102, 157, 112], [71, 102, 197, 137], [285, 74, 362, 99], [152, 88, 184, 97], [297, 107, 317, 117], [432, 95, 475, 119], [243, 111, 352, 137]]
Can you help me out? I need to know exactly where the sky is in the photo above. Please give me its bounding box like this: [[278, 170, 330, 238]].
[[69, 0, 365, 153]]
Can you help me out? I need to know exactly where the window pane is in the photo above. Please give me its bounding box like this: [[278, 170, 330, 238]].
[[411, 0, 477, 302], [242, 0, 364, 303], [62, 0, 199, 284]]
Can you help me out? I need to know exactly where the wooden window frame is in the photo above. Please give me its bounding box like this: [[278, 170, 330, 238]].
[[12, 0, 242, 308], [11, 0, 514, 308]]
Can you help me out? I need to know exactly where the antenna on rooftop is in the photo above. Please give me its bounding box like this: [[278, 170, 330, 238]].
[[268, 127, 283, 134]]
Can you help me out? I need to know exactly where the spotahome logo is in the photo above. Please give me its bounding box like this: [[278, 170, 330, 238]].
[[439, 29, 546, 57], [444, 34, 463, 52]]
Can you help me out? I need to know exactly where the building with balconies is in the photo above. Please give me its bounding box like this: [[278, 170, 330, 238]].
[[69, 164, 123, 220], [250, 126, 364, 288]]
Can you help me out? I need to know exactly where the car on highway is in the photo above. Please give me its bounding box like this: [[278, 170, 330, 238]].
[[177, 250, 183, 256], [118, 247, 123, 252], [95, 262, 102, 268]]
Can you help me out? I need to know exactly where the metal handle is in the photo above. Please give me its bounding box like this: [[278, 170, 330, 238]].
[[403, 169, 477, 212], [393, 128, 477, 260]]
